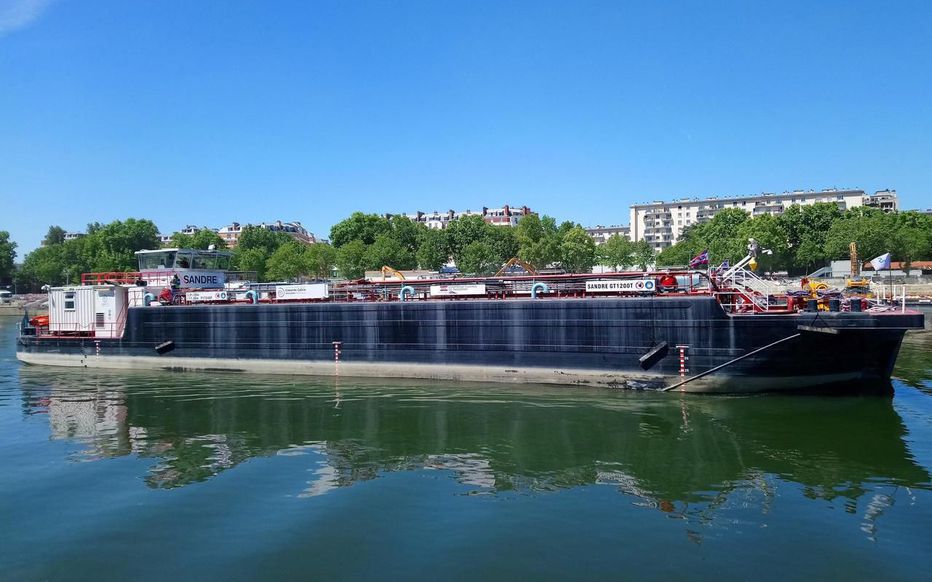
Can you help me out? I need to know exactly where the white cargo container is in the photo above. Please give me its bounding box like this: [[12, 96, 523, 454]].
[[47, 285, 128, 337]]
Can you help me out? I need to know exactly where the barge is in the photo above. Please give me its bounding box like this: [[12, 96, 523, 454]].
[[16, 248, 925, 393]]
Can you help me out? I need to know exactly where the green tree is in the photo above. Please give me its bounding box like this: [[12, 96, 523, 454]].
[[233, 226, 292, 280], [0, 231, 17, 284], [170, 232, 195, 248], [235, 226, 291, 256], [887, 211, 932, 276], [416, 228, 449, 271], [329, 212, 392, 247], [632, 240, 656, 270], [599, 235, 634, 271], [43, 226, 66, 246], [365, 234, 416, 270], [737, 214, 789, 274], [265, 242, 308, 281], [235, 248, 269, 281], [515, 214, 561, 270], [824, 207, 888, 267], [446, 214, 492, 259], [780, 203, 842, 272], [16, 242, 67, 290], [171, 229, 227, 250], [389, 216, 423, 255], [655, 209, 748, 268], [484, 227, 519, 266], [305, 243, 337, 279], [458, 241, 499, 275], [698, 209, 750, 263], [90, 218, 161, 271], [336, 240, 368, 279], [560, 227, 598, 273]]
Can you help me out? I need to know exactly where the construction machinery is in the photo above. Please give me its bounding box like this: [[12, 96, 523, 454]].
[[495, 257, 538, 277]]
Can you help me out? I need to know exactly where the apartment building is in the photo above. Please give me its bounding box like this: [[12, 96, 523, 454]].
[[585, 225, 631, 245], [630, 189, 897, 252], [388, 205, 536, 229], [214, 220, 316, 247]]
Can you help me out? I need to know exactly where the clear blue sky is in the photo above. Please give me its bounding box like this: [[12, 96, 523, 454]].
[[2, 0, 930, 254]]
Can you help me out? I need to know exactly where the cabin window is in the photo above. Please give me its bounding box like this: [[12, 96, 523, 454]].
[[175, 252, 194, 269], [64, 292, 76, 311], [138, 251, 176, 270], [192, 254, 219, 270]]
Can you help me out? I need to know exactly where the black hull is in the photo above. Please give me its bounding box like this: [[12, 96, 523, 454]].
[[17, 296, 923, 393]]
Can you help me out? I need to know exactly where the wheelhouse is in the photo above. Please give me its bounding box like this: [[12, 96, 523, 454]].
[[135, 248, 233, 271]]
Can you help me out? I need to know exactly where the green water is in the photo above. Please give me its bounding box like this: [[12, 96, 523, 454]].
[[1, 319, 931, 581]]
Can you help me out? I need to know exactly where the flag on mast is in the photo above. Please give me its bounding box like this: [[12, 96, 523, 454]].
[[870, 253, 892, 271], [689, 250, 709, 268]]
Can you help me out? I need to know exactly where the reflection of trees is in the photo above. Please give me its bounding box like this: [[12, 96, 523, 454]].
[[19, 370, 931, 540], [895, 333, 932, 390]]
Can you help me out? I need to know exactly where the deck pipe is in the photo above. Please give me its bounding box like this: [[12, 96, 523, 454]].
[[245, 290, 259, 304], [399, 286, 416, 301], [531, 282, 549, 299], [143, 293, 156, 306]]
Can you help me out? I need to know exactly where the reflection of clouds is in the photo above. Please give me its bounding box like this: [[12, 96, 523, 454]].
[[596, 469, 654, 501], [425, 454, 496, 489], [301, 463, 340, 498], [294, 449, 498, 498], [861, 491, 895, 542]]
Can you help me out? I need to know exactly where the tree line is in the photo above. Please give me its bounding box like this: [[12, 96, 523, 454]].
[[3, 213, 618, 289], [323, 212, 645, 279], [5, 204, 928, 291], [655, 204, 932, 274]]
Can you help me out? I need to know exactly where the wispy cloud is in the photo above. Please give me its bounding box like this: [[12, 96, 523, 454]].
[[0, 0, 54, 37]]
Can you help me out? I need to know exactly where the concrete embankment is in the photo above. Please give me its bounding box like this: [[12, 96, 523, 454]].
[[0, 301, 47, 318]]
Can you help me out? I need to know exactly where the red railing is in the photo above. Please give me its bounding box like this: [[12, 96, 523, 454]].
[[81, 272, 142, 285]]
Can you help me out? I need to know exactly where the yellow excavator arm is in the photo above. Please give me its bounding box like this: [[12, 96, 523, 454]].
[[495, 257, 538, 277]]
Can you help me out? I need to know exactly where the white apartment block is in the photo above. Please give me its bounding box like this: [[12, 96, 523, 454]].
[[630, 189, 898, 252], [213, 220, 316, 247], [585, 225, 631, 245], [388, 205, 536, 229]]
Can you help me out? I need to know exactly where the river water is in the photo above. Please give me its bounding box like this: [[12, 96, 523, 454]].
[[1, 318, 931, 581]]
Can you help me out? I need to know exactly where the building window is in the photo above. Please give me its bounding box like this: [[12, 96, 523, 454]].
[[64, 292, 75, 311]]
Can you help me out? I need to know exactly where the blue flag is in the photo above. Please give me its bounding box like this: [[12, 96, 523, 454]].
[[689, 250, 709, 268]]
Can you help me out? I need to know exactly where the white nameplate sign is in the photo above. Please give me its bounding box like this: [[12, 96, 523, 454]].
[[275, 284, 329, 300], [585, 279, 656, 292], [186, 290, 229, 303], [430, 284, 487, 297]]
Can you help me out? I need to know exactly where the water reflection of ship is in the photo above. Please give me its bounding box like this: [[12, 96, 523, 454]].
[[19, 370, 930, 528]]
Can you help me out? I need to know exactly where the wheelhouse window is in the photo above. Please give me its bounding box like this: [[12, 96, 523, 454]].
[[174, 252, 194, 269], [138, 251, 176, 270]]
